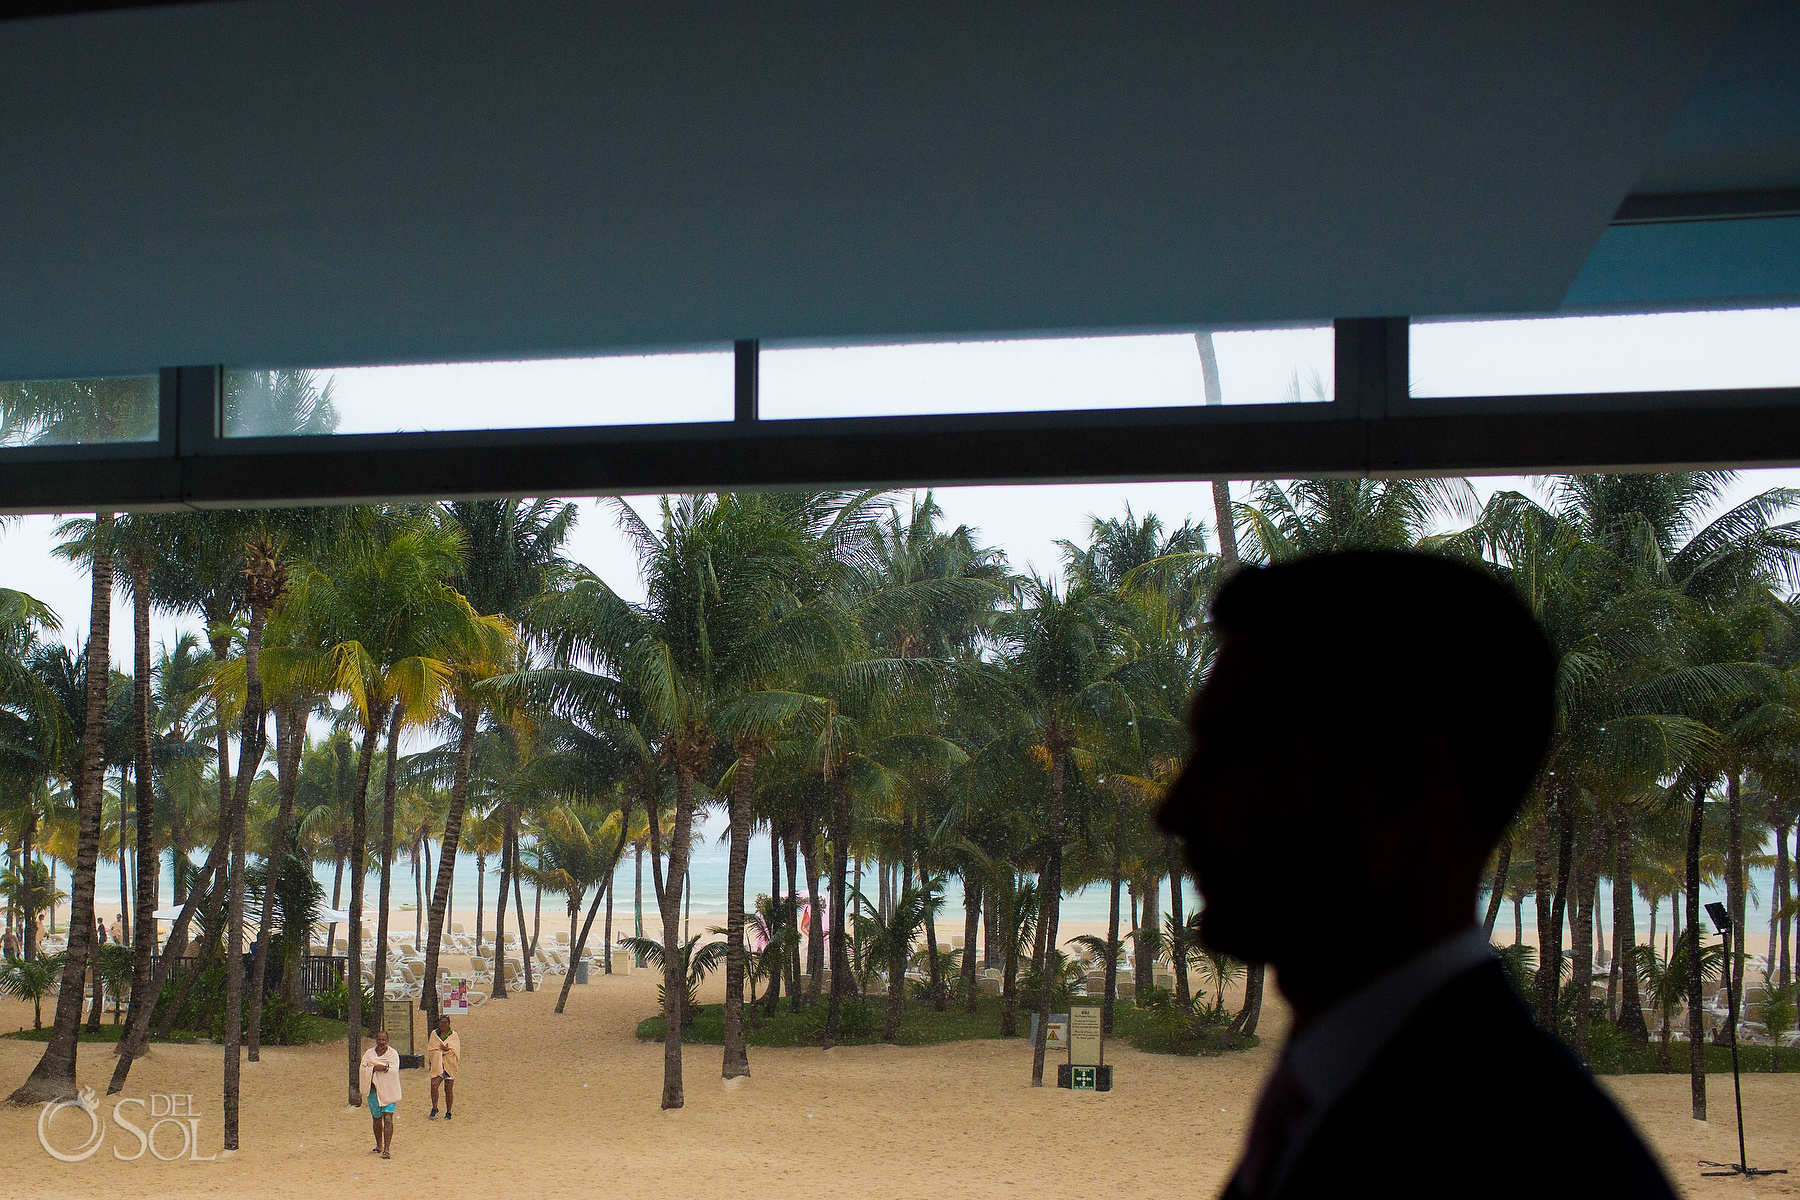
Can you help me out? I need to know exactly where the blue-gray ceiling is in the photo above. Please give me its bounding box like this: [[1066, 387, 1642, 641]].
[[0, 1, 1783, 379]]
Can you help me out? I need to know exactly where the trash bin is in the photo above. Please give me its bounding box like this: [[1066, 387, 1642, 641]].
[[574, 957, 590, 985]]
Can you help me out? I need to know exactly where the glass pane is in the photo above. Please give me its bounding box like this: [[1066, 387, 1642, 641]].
[[0, 374, 158, 446], [1410, 307, 1800, 398], [223, 350, 734, 437], [759, 327, 1333, 419]]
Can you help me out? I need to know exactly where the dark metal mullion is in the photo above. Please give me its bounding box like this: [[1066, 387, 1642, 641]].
[[735, 339, 758, 424], [175, 364, 222, 455]]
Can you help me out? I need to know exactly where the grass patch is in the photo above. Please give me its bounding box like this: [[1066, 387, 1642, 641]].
[[1589, 1041, 1800, 1075], [3, 1015, 348, 1045], [635, 994, 1257, 1055]]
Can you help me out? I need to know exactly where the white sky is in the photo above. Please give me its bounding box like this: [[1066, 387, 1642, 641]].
[[8, 307, 1800, 738]]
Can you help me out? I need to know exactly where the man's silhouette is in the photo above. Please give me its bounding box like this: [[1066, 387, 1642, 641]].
[[1157, 551, 1675, 1200]]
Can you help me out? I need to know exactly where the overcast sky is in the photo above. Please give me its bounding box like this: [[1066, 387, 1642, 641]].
[[6, 306, 1799, 714]]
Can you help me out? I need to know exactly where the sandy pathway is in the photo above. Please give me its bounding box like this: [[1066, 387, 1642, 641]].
[[0, 974, 1794, 1198]]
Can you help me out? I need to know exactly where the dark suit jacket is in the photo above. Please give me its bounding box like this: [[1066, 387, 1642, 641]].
[[1222, 962, 1676, 1200]]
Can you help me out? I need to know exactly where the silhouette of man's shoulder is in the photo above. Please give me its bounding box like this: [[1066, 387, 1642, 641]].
[[1270, 962, 1676, 1200]]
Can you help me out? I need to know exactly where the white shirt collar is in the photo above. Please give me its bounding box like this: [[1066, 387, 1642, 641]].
[[1281, 925, 1495, 1113]]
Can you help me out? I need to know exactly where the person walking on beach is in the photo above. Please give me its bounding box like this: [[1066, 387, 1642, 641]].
[[428, 1015, 460, 1120], [360, 1027, 402, 1159], [1157, 552, 1675, 1200], [2, 928, 17, 959]]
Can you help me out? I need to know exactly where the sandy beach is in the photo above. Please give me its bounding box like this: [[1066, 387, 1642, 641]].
[[2, 938, 1797, 1199]]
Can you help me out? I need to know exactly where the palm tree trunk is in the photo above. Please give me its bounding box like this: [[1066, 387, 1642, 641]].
[[1167, 841, 1190, 1006], [1135, 874, 1158, 998], [824, 776, 852, 1045], [10, 514, 112, 1105], [328, 856, 343, 954], [1776, 819, 1792, 987], [117, 774, 131, 945], [603, 876, 614, 974], [722, 747, 757, 1077], [633, 842, 644, 956], [344, 714, 381, 1105], [1569, 847, 1598, 1063], [1531, 803, 1557, 1028], [413, 849, 423, 949], [492, 808, 512, 1000], [248, 702, 305, 1061], [372, 704, 404, 1022], [474, 855, 485, 947], [983, 886, 998, 969], [1547, 790, 1574, 1016], [20, 811, 36, 961], [223, 598, 270, 1151], [1482, 840, 1511, 939], [511, 830, 533, 991], [961, 874, 981, 1014], [1030, 754, 1067, 1087], [109, 848, 234, 1090], [803, 829, 823, 1004], [556, 802, 632, 1015], [660, 759, 698, 1110], [1685, 776, 1707, 1120], [999, 873, 1021, 1037], [120, 553, 159, 1067], [531, 879, 541, 956], [1612, 804, 1647, 1046], [1234, 963, 1267, 1037], [1768, 822, 1784, 989], [784, 833, 801, 1013], [1103, 797, 1123, 1034], [764, 830, 783, 1017], [920, 876, 945, 1011]]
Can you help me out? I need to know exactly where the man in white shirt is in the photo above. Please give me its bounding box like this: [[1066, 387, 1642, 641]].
[[1158, 551, 1675, 1200]]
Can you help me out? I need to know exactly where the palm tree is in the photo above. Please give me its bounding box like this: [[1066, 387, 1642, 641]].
[[528, 494, 856, 1105], [280, 514, 480, 1104], [0, 951, 63, 1029], [416, 499, 567, 1019], [222, 534, 287, 1151], [851, 878, 941, 1039], [992, 574, 1129, 1086], [619, 934, 728, 1025], [10, 513, 116, 1104], [0, 590, 68, 965]]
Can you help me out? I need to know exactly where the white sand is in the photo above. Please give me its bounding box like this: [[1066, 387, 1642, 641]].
[[1, 949, 1796, 1198]]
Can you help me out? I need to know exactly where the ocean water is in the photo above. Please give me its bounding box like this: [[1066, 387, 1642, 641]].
[[73, 818, 1777, 947]]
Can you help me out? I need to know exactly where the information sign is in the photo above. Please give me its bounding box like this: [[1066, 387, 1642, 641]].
[[383, 999, 415, 1056], [1071, 1065, 1097, 1090], [442, 976, 469, 1015], [1069, 1004, 1103, 1067]]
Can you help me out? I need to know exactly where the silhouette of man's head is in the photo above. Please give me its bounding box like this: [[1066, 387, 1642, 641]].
[[1157, 551, 1553, 983]]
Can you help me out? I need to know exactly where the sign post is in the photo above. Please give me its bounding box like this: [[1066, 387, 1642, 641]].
[[384, 999, 420, 1068], [1057, 1003, 1112, 1092], [441, 976, 469, 1015]]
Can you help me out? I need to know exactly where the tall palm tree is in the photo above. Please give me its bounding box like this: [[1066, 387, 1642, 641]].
[[419, 499, 571, 1020], [10, 514, 116, 1104], [280, 515, 481, 1104], [992, 574, 1130, 1087], [526, 494, 861, 1104], [221, 535, 287, 1151]]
